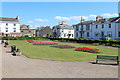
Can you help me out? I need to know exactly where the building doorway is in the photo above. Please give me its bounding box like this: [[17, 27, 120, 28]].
[[5, 34, 9, 37]]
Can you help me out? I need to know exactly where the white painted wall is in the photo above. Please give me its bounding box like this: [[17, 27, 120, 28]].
[[0, 22, 20, 36], [52, 27, 74, 38], [59, 29, 74, 38]]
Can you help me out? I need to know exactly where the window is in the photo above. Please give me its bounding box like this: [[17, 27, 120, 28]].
[[95, 32, 100, 37], [64, 34, 66, 37], [81, 26, 83, 30], [109, 24, 111, 28], [101, 32, 104, 37], [76, 26, 78, 31], [118, 32, 120, 37], [21, 31, 24, 33], [5, 28, 8, 32], [107, 31, 112, 37], [87, 32, 89, 37], [6, 23, 8, 26], [0, 28, 1, 32], [68, 31, 71, 33], [102, 24, 104, 29], [13, 28, 16, 32], [96, 25, 98, 29], [86, 25, 90, 30], [76, 32, 78, 38], [14, 24, 16, 26], [72, 34, 73, 37], [29, 31, 31, 33]]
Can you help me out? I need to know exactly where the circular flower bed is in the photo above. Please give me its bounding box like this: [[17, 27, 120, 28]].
[[75, 47, 100, 53], [51, 45, 75, 48]]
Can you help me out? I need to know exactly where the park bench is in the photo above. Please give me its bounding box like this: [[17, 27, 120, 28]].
[[96, 55, 119, 65]]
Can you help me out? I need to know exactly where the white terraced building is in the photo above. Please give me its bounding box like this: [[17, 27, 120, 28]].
[[74, 16, 120, 40], [0, 16, 21, 37], [52, 21, 74, 38]]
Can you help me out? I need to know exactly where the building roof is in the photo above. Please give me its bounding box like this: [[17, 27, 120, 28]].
[[0, 17, 19, 23], [74, 16, 120, 26], [20, 24, 31, 29], [53, 24, 73, 29], [36, 26, 52, 36], [93, 17, 120, 24]]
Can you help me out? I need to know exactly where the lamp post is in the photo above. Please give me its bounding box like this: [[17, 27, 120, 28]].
[[80, 17, 84, 38]]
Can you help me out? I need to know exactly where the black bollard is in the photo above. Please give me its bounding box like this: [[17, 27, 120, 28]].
[[4, 41, 9, 47], [1, 40, 4, 44]]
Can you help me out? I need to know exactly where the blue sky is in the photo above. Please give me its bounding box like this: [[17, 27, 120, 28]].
[[2, 2, 119, 28]]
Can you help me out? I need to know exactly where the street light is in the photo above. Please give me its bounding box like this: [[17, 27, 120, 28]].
[[80, 16, 84, 38]]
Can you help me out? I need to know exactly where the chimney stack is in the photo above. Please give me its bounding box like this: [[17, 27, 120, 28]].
[[16, 16, 19, 20], [96, 16, 103, 21], [59, 21, 67, 25]]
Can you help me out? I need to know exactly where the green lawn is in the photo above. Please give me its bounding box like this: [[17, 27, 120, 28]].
[[9, 40, 118, 61]]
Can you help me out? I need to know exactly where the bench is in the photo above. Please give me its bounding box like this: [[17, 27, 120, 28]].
[[96, 55, 119, 65]]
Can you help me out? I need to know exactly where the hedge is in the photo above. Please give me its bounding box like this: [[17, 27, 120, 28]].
[[0, 37, 49, 40], [0, 37, 120, 46], [47, 37, 120, 45]]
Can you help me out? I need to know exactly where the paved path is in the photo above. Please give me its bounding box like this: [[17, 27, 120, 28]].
[[2, 45, 118, 78], [0, 41, 2, 79]]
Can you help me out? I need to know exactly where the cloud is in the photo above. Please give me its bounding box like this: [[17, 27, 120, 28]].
[[55, 16, 89, 21], [35, 19, 49, 22], [55, 16, 71, 21], [89, 15, 97, 18], [27, 21, 33, 23], [101, 13, 118, 17]]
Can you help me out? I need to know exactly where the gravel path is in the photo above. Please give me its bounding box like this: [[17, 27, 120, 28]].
[[1, 44, 118, 78]]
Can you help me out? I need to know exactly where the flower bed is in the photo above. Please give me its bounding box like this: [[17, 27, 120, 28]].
[[75, 47, 100, 53], [51, 45, 75, 48], [27, 40, 58, 45], [32, 41, 58, 45], [27, 39, 34, 43]]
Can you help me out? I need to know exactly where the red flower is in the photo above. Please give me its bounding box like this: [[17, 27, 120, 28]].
[[75, 47, 100, 52]]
